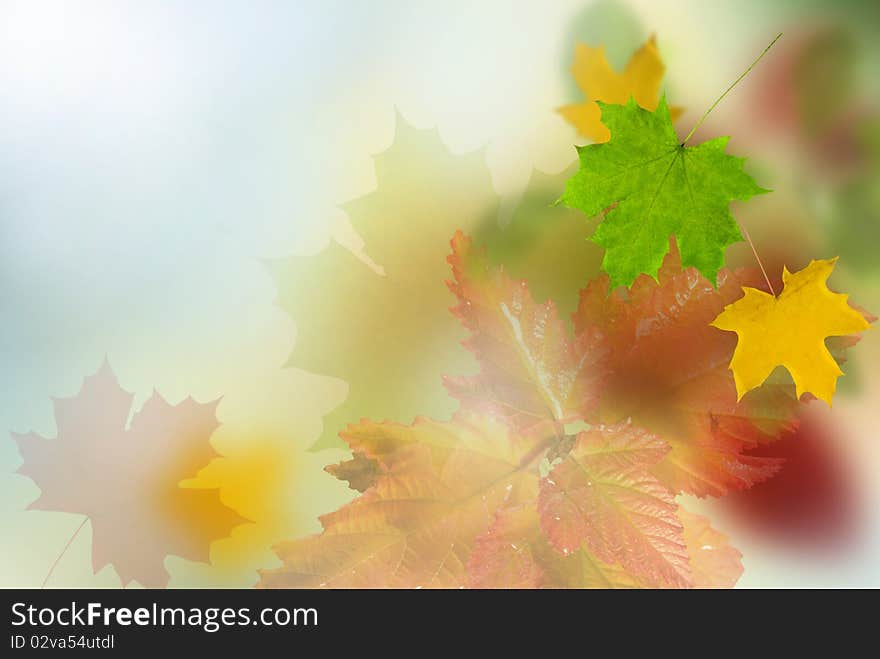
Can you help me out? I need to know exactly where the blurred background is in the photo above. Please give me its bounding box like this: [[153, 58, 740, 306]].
[[1, 0, 878, 587]]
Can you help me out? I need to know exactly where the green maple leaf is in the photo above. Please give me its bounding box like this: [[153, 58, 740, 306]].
[[560, 96, 768, 289]]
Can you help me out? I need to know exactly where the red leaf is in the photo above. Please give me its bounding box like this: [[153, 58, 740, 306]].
[[725, 403, 858, 550]]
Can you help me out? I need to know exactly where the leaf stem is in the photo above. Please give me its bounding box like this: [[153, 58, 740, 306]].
[[682, 32, 782, 145], [519, 433, 559, 470], [742, 224, 776, 296], [41, 516, 88, 589]]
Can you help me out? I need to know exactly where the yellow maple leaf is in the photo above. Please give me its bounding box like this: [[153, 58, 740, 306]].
[[711, 258, 870, 405], [558, 35, 683, 143]]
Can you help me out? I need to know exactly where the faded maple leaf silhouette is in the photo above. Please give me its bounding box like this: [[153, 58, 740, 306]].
[[272, 119, 611, 453], [12, 361, 245, 587], [270, 114, 498, 450], [472, 164, 604, 319]]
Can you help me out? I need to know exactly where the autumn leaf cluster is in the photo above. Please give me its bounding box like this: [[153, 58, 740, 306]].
[[259, 234, 793, 588], [259, 37, 872, 589]]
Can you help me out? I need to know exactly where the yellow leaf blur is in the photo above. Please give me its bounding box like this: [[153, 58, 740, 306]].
[[558, 35, 683, 142], [177, 428, 354, 586]]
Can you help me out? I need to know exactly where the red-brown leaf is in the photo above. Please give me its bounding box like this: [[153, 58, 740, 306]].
[[537, 421, 691, 588], [574, 240, 795, 496]]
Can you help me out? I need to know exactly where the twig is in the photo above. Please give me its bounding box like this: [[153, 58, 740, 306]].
[[682, 32, 782, 145], [41, 517, 88, 589], [742, 224, 775, 295]]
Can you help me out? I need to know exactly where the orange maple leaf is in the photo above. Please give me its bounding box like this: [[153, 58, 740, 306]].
[[13, 362, 245, 587]]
